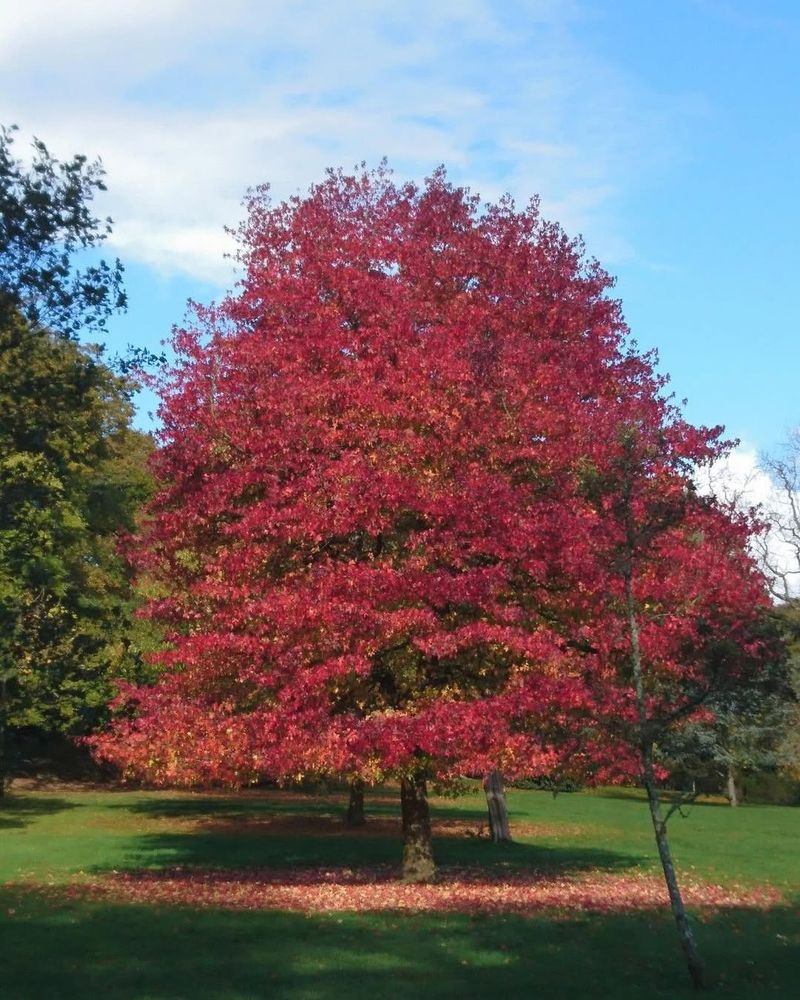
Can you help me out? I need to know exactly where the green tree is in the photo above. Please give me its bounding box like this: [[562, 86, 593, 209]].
[[0, 123, 125, 338], [771, 601, 800, 784], [0, 311, 154, 792], [656, 632, 793, 806]]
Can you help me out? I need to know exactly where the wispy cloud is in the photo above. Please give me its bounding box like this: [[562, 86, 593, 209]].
[[1, 0, 691, 283], [698, 444, 800, 599]]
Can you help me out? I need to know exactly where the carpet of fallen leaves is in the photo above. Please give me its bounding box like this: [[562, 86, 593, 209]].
[[47, 866, 780, 915]]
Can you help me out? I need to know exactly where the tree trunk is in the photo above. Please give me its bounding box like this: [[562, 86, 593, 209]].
[[400, 772, 435, 883], [346, 778, 366, 826], [0, 678, 7, 799], [484, 769, 512, 842], [625, 572, 704, 990], [726, 766, 738, 808]]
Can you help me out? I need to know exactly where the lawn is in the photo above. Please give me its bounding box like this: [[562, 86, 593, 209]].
[[1, 784, 798, 999]]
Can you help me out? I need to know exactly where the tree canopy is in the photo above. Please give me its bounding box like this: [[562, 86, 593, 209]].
[[91, 166, 773, 890], [0, 124, 125, 338]]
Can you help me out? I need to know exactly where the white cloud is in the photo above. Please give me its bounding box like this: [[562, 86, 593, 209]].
[[698, 446, 775, 510], [0, 0, 690, 283], [697, 444, 800, 600]]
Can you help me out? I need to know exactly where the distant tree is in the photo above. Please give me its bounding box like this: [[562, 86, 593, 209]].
[[756, 429, 800, 603], [0, 124, 126, 338], [656, 630, 792, 806], [771, 601, 800, 783], [694, 433, 800, 796], [752, 432, 800, 784], [0, 312, 154, 793]]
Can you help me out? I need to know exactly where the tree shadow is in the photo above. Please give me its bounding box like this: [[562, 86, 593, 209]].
[[0, 794, 82, 830], [89, 825, 644, 878], [592, 788, 735, 807], [1, 887, 797, 999], [99, 790, 647, 876], [435, 837, 646, 873], [115, 792, 401, 821], [114, 791, 490, 824]]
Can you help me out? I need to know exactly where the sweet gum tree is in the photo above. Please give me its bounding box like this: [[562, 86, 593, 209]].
[[93, 167, 771, 911]]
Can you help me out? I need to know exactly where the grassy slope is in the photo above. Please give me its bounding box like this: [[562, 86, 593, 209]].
[[1, 786, 798, 999]]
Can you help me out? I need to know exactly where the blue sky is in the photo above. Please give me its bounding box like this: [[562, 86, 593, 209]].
[[2, 0, 798, 457]]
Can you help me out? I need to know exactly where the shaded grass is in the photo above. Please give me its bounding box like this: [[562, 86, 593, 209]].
[[1, 888, 798, 999], [0, 794, 81, 831]]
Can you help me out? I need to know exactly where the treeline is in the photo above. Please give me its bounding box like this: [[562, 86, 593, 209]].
[[0, 125, 157, 789]]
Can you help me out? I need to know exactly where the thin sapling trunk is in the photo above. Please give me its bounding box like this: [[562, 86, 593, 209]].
[[626, 572, 705, 990]]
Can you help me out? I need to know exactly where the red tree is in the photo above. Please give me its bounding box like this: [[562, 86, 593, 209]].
[[570, 415, 771, 988], [93, 167, 770, 907]]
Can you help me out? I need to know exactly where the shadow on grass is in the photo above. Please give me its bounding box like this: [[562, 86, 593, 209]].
[[116, 795, 396, 820], [97, 792, 648, 876], [0, 794, 82, 830], [1, 887, 797, 999], [91, 825, 645, 878], [115, 793, 490, 823]]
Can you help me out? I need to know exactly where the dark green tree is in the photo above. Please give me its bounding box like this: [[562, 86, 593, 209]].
[[656, 629, 793, 806], [771, 601, 800, 785], [0, 124, 126, 338], [0, 311, 155, 792]]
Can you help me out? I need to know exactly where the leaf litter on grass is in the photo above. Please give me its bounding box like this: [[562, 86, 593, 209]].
[[15, 866, 780, 915]]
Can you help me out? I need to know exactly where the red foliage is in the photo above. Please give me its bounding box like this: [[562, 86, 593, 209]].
[[59, 867, 780, 915], [91, 165, 771, 790]]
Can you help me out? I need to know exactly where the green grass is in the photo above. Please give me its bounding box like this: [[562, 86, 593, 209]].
[[1, 785, 798, 998]]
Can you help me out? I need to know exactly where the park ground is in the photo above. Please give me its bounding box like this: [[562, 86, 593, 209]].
[[1, 783, 798, 999]]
